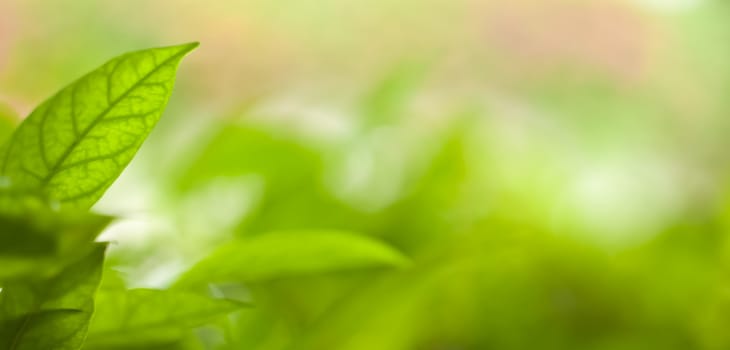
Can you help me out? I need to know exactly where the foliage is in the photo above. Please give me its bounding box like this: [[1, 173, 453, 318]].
[[0, 42, 199, 209], [0, 42, 412, 350], [0, 43, 200, 349], [4, 2, 730, 348]]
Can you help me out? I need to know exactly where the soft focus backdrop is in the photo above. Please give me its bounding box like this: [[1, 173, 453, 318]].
[[3, 0, 730, 349]]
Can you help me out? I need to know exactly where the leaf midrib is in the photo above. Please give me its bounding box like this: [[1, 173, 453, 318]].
[[38, 48, 190, 188]]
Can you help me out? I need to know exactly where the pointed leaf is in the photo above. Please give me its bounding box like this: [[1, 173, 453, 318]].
[[0, 244, 107, 349], [175, 230, 410, 287], [0, 43, 198, 209]]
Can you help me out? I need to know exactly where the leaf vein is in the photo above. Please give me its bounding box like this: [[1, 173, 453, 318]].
[[57, 142, 137, 173], [39, 49, 190, 187]]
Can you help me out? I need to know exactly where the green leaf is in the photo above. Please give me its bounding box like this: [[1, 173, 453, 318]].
[[0, 202, 112, 282], [0, 42, 198, 209], [0, 244, 107, 350], [0, 102, 19, 144], [175, 230, 410, 287], [85, 289, 243, 349], [359, 61, 429, 129]]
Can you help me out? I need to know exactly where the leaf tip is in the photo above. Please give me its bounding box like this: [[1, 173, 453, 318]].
[[179, 41, 200, 53]]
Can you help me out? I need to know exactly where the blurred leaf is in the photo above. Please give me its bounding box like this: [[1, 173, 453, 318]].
[[177, 125, 322, 193], [359, 61, 428, 129], [176, 124, 372, 234], [0, 42, 198, 209], [0, 202, 112, 282], [85, 289, 243, 349], [0, 244, 107, 349], [175, 230, 410, 288], [0, 102, 19, 144]]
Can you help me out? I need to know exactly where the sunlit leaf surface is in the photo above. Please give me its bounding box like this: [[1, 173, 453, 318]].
[[0, 43, 198, 209]]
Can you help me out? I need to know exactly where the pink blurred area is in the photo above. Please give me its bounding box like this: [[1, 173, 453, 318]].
[[480, 0, 658, 84], [0, 0, 704, 128]]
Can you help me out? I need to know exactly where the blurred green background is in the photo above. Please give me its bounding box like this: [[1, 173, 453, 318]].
[[3, 0, 730, 348]]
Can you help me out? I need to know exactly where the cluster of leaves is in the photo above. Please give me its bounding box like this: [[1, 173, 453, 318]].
[[0, 42, 202, 349], [0, 43, 411, 349], [115, 61, 730, 349], [8, 34, 730, 350]]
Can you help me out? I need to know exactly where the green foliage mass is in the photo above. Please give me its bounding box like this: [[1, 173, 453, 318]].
[[0, 245, 105, 350], [0, 43, 411, 349], [0, 43, 202, 349], [5, 7, 730, 347]]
